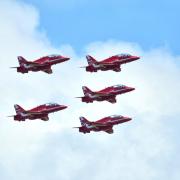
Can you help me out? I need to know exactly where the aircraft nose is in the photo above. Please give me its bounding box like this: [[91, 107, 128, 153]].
[[128, 87, 135, 91], [61, 105, 68, 109], [55, 105, 67, 110], [136, 56, 140, 59], [64, 57, 70, 61], [125, 117, 132, 121], [57, 56, 70, 61], [132, 56, 140, 60]]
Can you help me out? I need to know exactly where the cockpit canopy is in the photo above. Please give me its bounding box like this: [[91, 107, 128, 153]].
[[48, 54, 61, 58], [110, 115, 122, 118], [114, 84, 125, 88], [117, 53, 131, 58], [45, 103, 59, 106]]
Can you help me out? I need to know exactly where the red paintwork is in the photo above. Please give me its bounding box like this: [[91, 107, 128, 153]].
[[11, 103, 67, 121], [78, 84, 135, 103], [76, 115, 132, 134], [84, 53, 140, 72], [12, 54, 70, 74]]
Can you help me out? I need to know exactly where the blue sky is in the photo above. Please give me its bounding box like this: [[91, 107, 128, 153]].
[[24, 0, 180, 54]]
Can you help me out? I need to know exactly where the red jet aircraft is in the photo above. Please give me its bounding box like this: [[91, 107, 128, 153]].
[[77, 84, 135, 103], [83, 53, 140, 72], [9, 103, 67, 121], [11, 54, 70, 74], [75, 115, 132, 134]]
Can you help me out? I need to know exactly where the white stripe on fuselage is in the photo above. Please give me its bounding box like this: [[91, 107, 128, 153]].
[[108, 119, 121, 123], [92, 64, 100, 68], [85, 124, 94, 128], [20, 112, 28, 117], [86, 93, 112, 98]]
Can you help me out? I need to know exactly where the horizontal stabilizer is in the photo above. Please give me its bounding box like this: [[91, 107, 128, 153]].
[[7, 115, 15, 117], [10, 67, 18, 68]]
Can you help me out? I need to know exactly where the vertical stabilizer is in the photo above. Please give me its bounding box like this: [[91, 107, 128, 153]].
[[14, 104, 25, 114], [86, 55, 97, 65], [17, 56, 28, 66], [79, 117, 91, 127], [82, 86, 93, 96]]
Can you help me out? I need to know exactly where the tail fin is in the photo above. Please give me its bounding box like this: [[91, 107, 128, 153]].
[[14, 104, 25, 114], [17, 56, 27, 66], [82, 86, 93, 96], [79, 117, 91, 127], [86, 55, 97, 65]]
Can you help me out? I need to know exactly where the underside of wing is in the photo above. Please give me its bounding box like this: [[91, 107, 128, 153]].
[[104, 127, 114, 134], [107, 98, 116, 103], [41, 116, 49, 121], [42, 68, 53, 74]]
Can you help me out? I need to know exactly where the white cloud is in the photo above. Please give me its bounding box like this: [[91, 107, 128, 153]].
[[0, 0, 180, 180]]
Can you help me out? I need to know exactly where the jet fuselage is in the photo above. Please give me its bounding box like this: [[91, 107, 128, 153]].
[[85, 54, 140, 72], [80, 85, 135, 103], [13, 103, 67, 121], [77, 115, 132, 134]]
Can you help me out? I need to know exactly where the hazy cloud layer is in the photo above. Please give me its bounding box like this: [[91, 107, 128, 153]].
[[0, 0, 180, 180]]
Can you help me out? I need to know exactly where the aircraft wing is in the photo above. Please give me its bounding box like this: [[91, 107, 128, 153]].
[[100, 59, 121, 65], [100, 62, 114, 65], [42, 68, 52, 74], [95, 91, 115, 97], [92, 122, 108, 127], [104, 127, 114, 134], [25, 61, 47, 67], [107, 98, 116, 104], [94, 92, 111, 96], [26, 111, 45, 115], [41, 116, 49, 121]]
